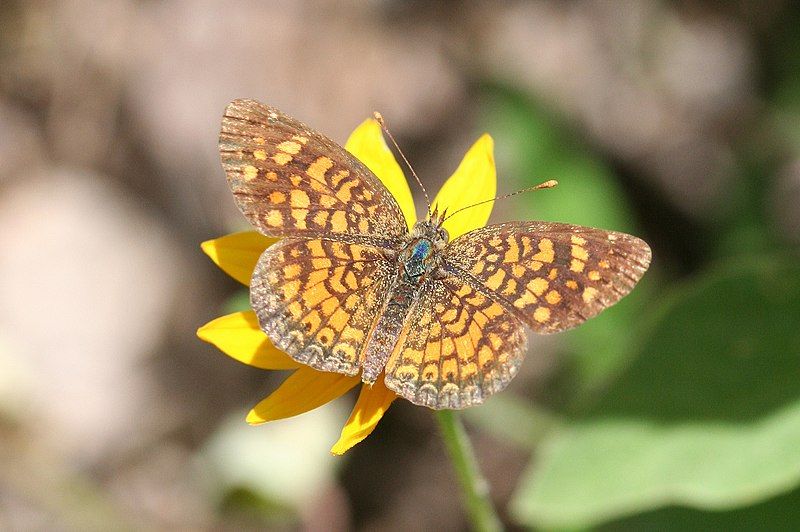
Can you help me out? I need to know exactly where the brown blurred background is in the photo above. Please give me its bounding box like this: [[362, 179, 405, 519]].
[[1, 1, 799, 530]]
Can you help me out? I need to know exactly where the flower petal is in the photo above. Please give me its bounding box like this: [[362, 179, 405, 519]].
[[246, 367, 360, 424], [432, 134, 497, 240], [345, 118, 416, 228], [201, 231, 277, 286], [197, 311, 301, 370], [330, 376, 397, 455]]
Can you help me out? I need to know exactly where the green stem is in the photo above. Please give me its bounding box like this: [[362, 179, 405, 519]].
[[435, 410, 503, 532]]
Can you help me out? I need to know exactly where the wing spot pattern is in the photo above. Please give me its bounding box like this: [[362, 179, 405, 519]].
[[528, 277, 549, 296], [532, 238, 554, 263], [291, 208, 308, 229], [331, 170, 350, 187], [277, 140, 302, 154], [582, 286, 599, 303], [290, 189, 310, 208], [572, 244, 589, 261], [545, 290, 561, 305], [266, 210, 282, 227], [330, 211, 348, 232], [307, 156, 333, 180], [243, 165, 258, 181], [272, 152, 292, 165]]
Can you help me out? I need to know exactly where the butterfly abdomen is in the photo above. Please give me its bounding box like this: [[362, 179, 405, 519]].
[[361, 279, 419, 384]]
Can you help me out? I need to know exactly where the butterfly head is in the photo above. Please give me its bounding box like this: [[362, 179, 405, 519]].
[[412, 210, 449, 247]]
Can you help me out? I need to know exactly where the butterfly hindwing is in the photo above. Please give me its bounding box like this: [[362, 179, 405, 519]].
[[220, 99, 407, 244], [443, 221, 652, 333], [384, 276, 527, 409], [251, 238, 393, 375]]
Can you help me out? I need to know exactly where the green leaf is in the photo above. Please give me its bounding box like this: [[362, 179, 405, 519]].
[[224, 290, 251, 314], [589, 259, 800, 422], [511, 258, 800, 528], [602, 485, 800, 531]]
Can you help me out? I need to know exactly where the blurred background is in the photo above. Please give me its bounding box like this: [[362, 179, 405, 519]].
[[1, 1, 799, 530]]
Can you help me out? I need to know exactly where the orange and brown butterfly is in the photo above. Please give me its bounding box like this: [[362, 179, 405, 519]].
[[214, 99, 651, 411]]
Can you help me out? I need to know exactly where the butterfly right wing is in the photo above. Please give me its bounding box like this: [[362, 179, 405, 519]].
[[384, 276, 527, 409], [220, 99, 407, 246], [444, 221, 651, 333], [251, 238, 393, 376]]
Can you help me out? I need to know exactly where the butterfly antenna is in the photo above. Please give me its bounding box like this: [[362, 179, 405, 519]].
[[441, 179, 559, 223], [373, 112, 432, 216]]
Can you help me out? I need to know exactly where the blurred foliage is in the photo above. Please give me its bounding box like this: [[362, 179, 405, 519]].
[[199, 408, 345, 527], [472, 88, 800, 528], [602, 486, 800, 531], [224, 290, 251, 315], [513, 260, 800, 528]]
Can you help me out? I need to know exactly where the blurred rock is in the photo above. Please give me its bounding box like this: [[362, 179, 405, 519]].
[[651, 13, 753, 126], [107, 442, 211, 529], [360, 437, 466, 532], [0, 168, 188, 464], [2, 1, 466, 238], [0, 1, 132, 170], [0, 101, 44, 184], [465, 1, 754, 220], [121, 0, 465, 234], [302, 481, 351, 532], [0, 336, 32, 423]]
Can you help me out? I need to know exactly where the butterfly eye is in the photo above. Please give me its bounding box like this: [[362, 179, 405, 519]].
[[438, 226, 449, 243]]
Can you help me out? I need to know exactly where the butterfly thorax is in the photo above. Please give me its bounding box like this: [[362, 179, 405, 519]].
[[399, 219, 448, 281], [360, 219, 449, 384]]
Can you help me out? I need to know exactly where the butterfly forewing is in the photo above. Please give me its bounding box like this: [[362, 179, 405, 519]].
[[220, 99, 407, 245], [443, 222, 652, 333], [251, 238, 394, 375], [384, 276, 527, 409]]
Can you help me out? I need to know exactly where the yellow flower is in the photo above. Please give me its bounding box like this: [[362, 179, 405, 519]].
[[197, 118, 497, 454]]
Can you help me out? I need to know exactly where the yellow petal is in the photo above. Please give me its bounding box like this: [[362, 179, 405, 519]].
[[201, 231, 277, 286], [330, 376, 397, 455], [345, 118, 416, 229], [197, 311, 301, 370], [432, 134, 497, 240], [246, 367, 360, 424]]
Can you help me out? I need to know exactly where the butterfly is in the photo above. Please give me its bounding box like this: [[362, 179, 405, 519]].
[[219, 99, 651, 410]]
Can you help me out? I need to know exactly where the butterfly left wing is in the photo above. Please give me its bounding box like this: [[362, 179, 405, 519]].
[[220, 99, 407, 246], [251, 238, 393, 375], [443, 221, 652, 333], [384, 277, 527, 409]]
